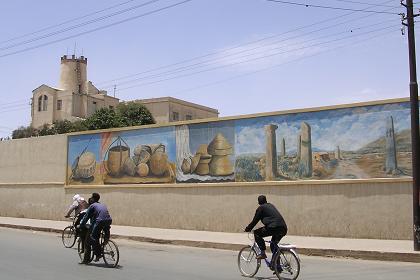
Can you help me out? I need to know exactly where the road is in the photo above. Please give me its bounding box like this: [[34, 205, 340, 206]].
[[1, 227, 419, 280]]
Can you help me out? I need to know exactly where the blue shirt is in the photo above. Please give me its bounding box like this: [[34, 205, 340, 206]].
[[80, 202, 112, 226]]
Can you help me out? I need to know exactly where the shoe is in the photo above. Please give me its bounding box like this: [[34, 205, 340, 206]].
[[256, 252, 267, 260], [94, 255, 102, 262], [79, 261, 88, 265]]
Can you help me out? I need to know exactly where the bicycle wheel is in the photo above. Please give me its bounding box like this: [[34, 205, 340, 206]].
[[237, 246, 260, 277], [273, 249, 300, 280], [102, 239, 119, 268], [62, 226, 76, 248]]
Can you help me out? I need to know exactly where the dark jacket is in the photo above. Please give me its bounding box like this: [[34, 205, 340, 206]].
[[245, 203, 287, 232]]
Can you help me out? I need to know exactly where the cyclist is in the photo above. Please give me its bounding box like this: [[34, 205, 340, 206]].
[[64, 194, 89, 225], [79, 193, 112, 263], [244, 195, 287, 260]]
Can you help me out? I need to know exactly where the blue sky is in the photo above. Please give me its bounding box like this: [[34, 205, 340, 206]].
[[0, 0, 417, 138]]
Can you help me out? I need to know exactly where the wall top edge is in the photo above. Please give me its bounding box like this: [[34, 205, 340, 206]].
[[64, 178, 413, 189], [65, 97, 409, 137], [0, 182, 64, 187]]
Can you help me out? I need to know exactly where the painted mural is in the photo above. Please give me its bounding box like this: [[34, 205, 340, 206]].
[[68, 127, 176, 185], [234, 102, 412, 181], [67, 101, 413, 185], [175, 121, 235, 182]]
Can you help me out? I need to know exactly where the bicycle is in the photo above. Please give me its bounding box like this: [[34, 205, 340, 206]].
[[62, 216, 77, 248], [237, 232, 300, 280], [77, 225, 120, 268]]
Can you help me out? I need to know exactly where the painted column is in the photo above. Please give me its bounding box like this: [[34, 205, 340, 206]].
[[265, 124, 278, 180], [335, 146, 341, 160], [300, 122, 312, 177], [297, 134, 301, 160], [281, 138, 286, 158], [385, 116, 398, 174]]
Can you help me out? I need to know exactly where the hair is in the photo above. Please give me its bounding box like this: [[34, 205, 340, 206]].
[[92, 192, 100, 202], [88, 197, 94, 205], [258, 195, 267, 205]]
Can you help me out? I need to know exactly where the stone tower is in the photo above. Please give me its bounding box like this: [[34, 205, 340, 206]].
[[59, 55, 87, 94]]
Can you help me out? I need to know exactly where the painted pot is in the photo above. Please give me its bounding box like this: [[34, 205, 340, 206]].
[[107, 145, 130, 176]]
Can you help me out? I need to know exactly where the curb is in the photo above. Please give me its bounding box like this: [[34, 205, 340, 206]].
[[1, 223, 419, 263]]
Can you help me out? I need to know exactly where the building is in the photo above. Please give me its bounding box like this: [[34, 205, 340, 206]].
[[31, 55, 119, 128], [134, 97, 219, 124], [31, 55, 218, 128]]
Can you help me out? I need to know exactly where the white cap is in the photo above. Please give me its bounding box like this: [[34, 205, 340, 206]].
[[73, 194, 80, 201]]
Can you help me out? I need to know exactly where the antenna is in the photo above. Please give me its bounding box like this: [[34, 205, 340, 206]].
[[73, 42, 77, 56], [113, 85, 116, 98]]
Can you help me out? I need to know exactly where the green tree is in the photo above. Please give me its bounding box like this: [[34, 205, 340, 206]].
[[12, 125, 38, 139], [117, 102, 155, 127], [53, 120, 74, 134], [84, 107, 123, 130], [38, 124, 56, 136]]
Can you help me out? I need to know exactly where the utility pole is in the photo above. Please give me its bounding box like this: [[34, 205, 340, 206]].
[[401, 0, 420, 251]]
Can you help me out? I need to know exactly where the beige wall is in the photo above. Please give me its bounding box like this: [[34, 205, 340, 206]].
[[32, 87, 56, 128], [141, 101, 170, 124], [0, 180, 412, 240], [0, 135, 67, 183]]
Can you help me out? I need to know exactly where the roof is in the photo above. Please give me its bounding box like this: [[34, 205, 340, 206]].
[[133, 96, 219, 114]]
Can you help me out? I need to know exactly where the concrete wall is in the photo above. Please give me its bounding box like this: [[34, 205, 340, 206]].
[[0, 179, 412, 240], [0, 135, 66, 183]]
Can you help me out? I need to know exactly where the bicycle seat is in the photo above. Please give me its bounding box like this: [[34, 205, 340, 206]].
[[278, 244, 296, 249]]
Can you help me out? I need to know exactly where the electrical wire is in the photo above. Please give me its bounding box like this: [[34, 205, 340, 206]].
[[264, 0, 400, 14], [0, 0, 162, 52], [0, 0, 194, 59], [0, 0, 140, 45], [101, 18, 397, 88], [116, 23, 401, 92], [96, 0, 396, 86]]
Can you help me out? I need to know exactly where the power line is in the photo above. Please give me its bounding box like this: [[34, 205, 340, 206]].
[[264, 0, 400, 14], [0, 0, 194, 59], [0, 0, 139, 46], [0, 0, 162, 52], [103, 18, 397, 88], [165, 29, 399, 99], [97, 0, 396, 86], [327, 0, 399, 8], [116, 23, 401, 92]]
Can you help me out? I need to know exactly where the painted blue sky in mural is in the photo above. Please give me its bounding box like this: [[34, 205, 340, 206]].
[[235, 102, 411, 155], [117, 126, 176, 161], [68, 133, 102, 165], [187, 121, 235, 155]]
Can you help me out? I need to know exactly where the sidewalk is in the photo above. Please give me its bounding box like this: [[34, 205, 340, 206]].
[[1, 216, 419, 263]]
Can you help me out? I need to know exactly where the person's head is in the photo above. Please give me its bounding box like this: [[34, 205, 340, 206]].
[[258, 195, 267, 205], [91, 192, 100, 203], [88, 197, 94, 205], [73, 194, 80, 202]]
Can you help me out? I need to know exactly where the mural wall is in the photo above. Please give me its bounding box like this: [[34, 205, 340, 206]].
[[67, 101, 413, 185]]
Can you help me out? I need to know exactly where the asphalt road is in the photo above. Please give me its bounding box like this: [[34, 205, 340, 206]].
[[0, 227, 419, 280]]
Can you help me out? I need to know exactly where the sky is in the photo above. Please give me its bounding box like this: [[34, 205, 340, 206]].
[[0, 0, 418, 138]]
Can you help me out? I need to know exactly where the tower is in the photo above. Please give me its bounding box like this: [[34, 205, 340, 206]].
[[59, 55, 87, 94]]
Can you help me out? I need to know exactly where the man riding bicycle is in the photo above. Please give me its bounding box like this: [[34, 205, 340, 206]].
[[65, 194, 89, 226], [79, 193, 112, 263], [245, 195, 287, 260]]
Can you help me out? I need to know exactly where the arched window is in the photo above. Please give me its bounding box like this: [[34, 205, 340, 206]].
[[43, 95, 48, 111], [38, 96, 42, 112]]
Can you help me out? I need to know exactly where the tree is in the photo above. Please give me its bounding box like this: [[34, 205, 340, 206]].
[[117, 102, 155, 127], [12, 126, 37, 139], [84, 107, 123, 130], [53, 120, 74, 134]]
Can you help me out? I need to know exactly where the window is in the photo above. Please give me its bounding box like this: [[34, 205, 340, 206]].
[[109, 105, 114, 110], [57, 100, 62, 110], [38, 96, 42, 112], [172, 111, 179, 121], [186, 114, 193, 120], [43, 95, 48, 111]]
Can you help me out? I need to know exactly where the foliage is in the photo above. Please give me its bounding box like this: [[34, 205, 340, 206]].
[[11, 102, 155, 139], [117, 102, 155, 127], [235, 156, 263, 182]]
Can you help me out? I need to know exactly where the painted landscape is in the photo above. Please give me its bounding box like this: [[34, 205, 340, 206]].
[[68, 101, 413, 185]]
